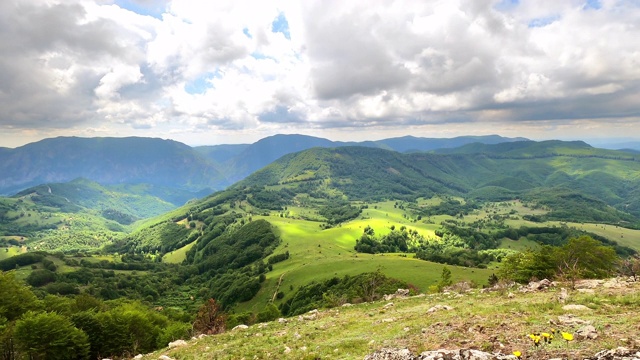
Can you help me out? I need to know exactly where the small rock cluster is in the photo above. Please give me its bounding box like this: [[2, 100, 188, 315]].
[[364, 347, 640, 360], [363, 348, 517, 360]]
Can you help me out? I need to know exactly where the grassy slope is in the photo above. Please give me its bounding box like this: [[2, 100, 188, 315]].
[[234, 202, 493, 313], [144, 281, 640, 360]]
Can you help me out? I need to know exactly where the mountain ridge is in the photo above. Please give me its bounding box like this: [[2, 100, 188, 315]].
[[0, 134, 527, 195]]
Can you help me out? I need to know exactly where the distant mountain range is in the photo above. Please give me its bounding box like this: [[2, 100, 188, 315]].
[[0, 134, 527, 195], [194, 134, 529, 184]]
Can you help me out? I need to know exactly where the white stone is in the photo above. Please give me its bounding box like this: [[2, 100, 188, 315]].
[[168, 339, 187, 349]]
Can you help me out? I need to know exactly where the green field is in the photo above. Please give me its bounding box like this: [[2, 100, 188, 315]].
[[163, 241, 196, 264], [235, 203, 493, 312]]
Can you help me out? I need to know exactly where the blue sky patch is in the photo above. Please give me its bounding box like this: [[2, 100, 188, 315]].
[[494, 0, 519, 11], [184, 72, 218, 95], [243, 27, 252, 39], [114, 0, 165, 19], [271, 12, 291, 40], [583, 0, 602, 10], [528, 15, 561, 28]]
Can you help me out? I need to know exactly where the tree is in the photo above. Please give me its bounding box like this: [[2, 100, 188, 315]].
[[0, 272, 40, 321], [14, 311, 89, 360], [619, 255, 640, 281], [192, 299, 226, 335], [437, 266, 453, 291], [557, 236, 618, 287]]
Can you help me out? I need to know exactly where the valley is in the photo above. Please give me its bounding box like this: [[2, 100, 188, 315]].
[[1, 137, 640, 359]]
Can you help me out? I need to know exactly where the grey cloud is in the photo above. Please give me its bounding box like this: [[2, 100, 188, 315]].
[[258, 106, 305, 124], [304, 4, 412, 100], [0, 1, 141, 130]]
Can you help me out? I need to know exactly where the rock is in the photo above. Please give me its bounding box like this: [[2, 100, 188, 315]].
[[284, 346, 291, 354], [342, 303, 353, 307], [278, 317, 288, 323], [300, 346, 307, 351], [563, 304, 591, 311], [556, 314, 591, 327], [507, 292, 515, 299], [158, 356, 174, 360], [384, 294, 396, 301], [396, 289, 410, 297], [557, 288, 569, 303], [577, 288, 595, 294], [576, 325, 598, 340], [575, 279, 604, 289], [232, 324, 249, 331], [384, 302, 395, 309], [133, 355, 143, 360], [528, 278, 552, 291], [380, 318, 396, 323], [364, 347, 640, 360], [302, 313, 317, 321], [419, 349, 512, 360], [603, 279, 627, 289], [427, 305, 453, 313], [364, 348, 414, 360], [168, 339, 188, 348], [587, 347, 640, 360], [308, 309, 319, 314]]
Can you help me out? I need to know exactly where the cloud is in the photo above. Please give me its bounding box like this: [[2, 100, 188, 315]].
[[1, 0, 639, 146]]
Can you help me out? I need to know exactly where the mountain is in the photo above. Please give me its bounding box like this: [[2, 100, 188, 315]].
[[1, 134, 526, 196], [13, 178, 202, 218], [375, 134, 530, 153], [201, 134, 528, 184], [235, 141, 640, 221], [0, 137, 225, 195], [193, 144, 250, 166]]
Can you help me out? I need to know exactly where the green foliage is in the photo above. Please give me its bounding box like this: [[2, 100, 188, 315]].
[[499, 235, 618, 283], [318, 200, 362, 225], [433, 266, 453, 292], [256, 303, 281, 323], [0, 252, 46, 271], [0, 272, 40, 321], [280, 272, 408, 316], [26, 269, 57, 287], [14, 311, 90, 360]]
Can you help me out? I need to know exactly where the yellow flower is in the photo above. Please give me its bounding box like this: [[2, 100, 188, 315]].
[[561, 332, 574, 342], [541, 332, 553, 343], [513, 350, 522, 359], [528, 334, 541, 347]]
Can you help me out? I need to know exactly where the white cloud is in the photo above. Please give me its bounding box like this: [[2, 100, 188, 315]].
[[1, 0, 639, 146]]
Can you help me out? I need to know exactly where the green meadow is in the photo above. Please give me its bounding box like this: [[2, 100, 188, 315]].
[[235, 202, 493, 312]]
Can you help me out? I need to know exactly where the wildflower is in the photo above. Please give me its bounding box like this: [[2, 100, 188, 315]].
[[541, 332, 553, 344], [528, 333, 541, 347], [561, 331, 574, 342], [513, 350, 522, 359]]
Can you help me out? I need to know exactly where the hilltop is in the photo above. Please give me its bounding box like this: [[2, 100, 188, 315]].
[[0, 134, 526, 195], [142, 277, 640, 359]]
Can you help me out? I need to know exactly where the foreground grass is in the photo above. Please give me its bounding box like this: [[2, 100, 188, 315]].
[[145, 281, 640, 360]]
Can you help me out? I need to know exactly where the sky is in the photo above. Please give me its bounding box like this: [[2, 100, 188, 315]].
[[1, 0, 640, 148]]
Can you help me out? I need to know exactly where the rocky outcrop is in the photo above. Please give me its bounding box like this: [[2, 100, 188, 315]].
[[364, 347, 640, 360], [363, 348, 517, 360], [587, 347, 640, 360]]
